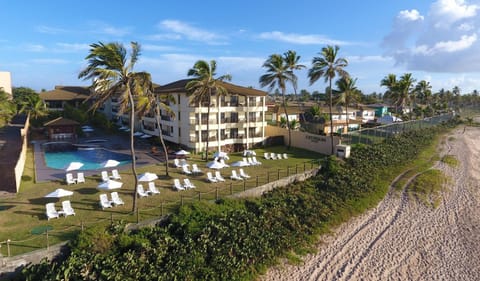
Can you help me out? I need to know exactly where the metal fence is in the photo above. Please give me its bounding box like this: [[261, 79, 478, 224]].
[[340, 113, 455, 146]]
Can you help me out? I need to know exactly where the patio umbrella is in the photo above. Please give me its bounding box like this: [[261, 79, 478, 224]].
[[138, 172, 158, 182], [140, 134, 152, 139], [133, 131, 144, 137], [64, 161, 84, 172], [175, 149, 190, 155], [206, 161, 225, 169], [97, 180, 123, 190], [119, 126, 128, 130], [81, 125, 93, 129], [45, 188, 74, 198], [101, 159, 120, 168], [231, 160, 250, 167]]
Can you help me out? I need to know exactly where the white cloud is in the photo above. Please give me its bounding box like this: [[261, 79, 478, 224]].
[[348, 55, 392, 63], [399, 10, 424, 21], [142, 44, 180, 52], [258, 31, 347, 45], [88, 21, 131, 37], [55, 43, 90, 52], [30, 58, 69, 64], [156, 20, 225, 44], [25, 44, 46, 52], [458, 22, 474, 30], [36, 25, 68, 34], [431, 0, 478, 28]]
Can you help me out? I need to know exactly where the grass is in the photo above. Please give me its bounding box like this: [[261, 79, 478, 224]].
[[0, 144, 324, 256], [408, 169, 449, 208], [441, 155, 459, 167]]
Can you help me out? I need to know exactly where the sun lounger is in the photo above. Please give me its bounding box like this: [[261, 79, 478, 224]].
[[110, 169, 121, 180], [173, 179, 185, 191], [215, 171, 226, 182], [277, 153, 283, 159], [239, 168, 251, 179], [101, 171, 110, 182], [173, 158, 182, 168], [137, 184, 150, 197], [230, 170, 243, 180], [242, 158, 251, 166], [183, 178, 196, 189], [110, 192, 125, 206], [283, 153, 288, 159], [252, 157, 262, 165], [264, 152, 271, 160], [206, 172, 218, 183], [270, 153, 277, 160], [61, 200, 76, 217], [148, 182, 161, 194], [46, 203, 60, 220], [76, 172, 85, 183], [182, 165, 192, 175], [247, 157, 256, 166], [192, 164, 202, 174], [66, 173, 76, 185], [99, 194, 113, 209]]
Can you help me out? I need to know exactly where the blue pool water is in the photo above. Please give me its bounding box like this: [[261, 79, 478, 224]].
[[43, 145, 131, 170]]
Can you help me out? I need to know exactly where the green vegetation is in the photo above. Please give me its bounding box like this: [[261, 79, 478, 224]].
[[18, 119, 460, 280], [441, 155, 459, 167], [408, 169, 448, 208]]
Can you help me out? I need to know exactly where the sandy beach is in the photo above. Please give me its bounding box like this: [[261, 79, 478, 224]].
[[261, 125, 480, 281]]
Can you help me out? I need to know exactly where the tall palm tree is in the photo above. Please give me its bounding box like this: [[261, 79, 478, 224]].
[[260, 54, 294, 148], [308, 45, 348, 154], [186, 60, 231, 160], [136, 90, 175, 176], [335, 77, 360, 132], [283, 50, 306, 99], [398, 73, 416, 119], [415, 80, 432, 107], [380, 74, 398, 112], [78, 41, 152, 212]]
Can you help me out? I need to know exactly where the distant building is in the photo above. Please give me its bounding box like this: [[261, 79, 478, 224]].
[[39, 86, 90, 111], [0, 71, 12, 96]]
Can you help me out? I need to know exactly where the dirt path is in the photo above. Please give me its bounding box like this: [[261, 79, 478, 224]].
[[261, 126, 480, 281]]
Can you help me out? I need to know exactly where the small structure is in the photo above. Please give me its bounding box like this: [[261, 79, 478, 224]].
[[336, 144, 351, 158], [43, 117, 79, 141]]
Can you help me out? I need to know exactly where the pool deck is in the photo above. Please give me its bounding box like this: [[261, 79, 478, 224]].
[[34, 133, 163, 182]]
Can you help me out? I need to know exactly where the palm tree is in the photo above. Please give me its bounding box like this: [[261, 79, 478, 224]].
[[398, 73, 416, 119], [78, 41, 152, 212], [335, 77, 360, 132], [415, 80, 432, 107], [283, 50, 306, 99], [308, 45, 348, 154], [186, 60, 231, 160], [380, 74, 398, 112], [260, 54, 294, 148], [136, 90, 175, 176]]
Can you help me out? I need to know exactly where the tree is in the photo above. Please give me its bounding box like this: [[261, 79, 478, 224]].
[[415, 80, 432, 107], [380, 74, 398, 112], [137, 90, 175, 176], [308, 45, 348, 154], [0, 89, 15, 125], [186, 60, 231, 160], [260, 53, 295, 149], [335, 77, 360, 131], [397, 73, 416, 119], [78, 41, 152, 212], [283, 50, 306, 98], [12, 87, 48, 120]]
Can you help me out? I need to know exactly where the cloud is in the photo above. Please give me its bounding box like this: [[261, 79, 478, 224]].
[[36, 25, 68, 34], [142, 44, 180, 52], [382, 0, 480, 73], [154, 20, 226, 44], [25, 44, 46, 52], [55, 43, 90, 52], [88, 21, 132, 37], [30, 58, 69, 64], [258, 31, 348, 45]]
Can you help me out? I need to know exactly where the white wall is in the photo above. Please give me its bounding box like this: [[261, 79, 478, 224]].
[[0, 71, 12, 96]]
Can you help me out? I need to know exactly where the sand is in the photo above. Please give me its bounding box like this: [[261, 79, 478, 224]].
[[261, 125, 480, 281]]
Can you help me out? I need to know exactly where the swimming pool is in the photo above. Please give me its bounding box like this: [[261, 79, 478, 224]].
[[43, 143, 131, 170]]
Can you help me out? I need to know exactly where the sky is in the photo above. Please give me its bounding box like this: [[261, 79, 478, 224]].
[[1, 0, 480, 95]]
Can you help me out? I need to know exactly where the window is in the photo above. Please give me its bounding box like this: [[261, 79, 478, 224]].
[[231, 112, 238, 123], [230, 128, 238, 138], [248, 112, 256, 122], [201, 130, 208, 142], [230, 95, 239, 106]]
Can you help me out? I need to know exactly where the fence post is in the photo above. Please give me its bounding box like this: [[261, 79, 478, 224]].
[[230, 183, 233, 195], [7, 239, 10, 257], [256, 175, 259, 187], [243, 180, 246, 191], [136, 208, 139, 223], [181, 195, 184, 206], [277, 169, 280, 180], [45, 230, 49, 251], [161, 201, 164, 216], [215, 186, 218, 200]]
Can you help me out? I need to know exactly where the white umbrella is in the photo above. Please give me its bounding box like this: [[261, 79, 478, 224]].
[[231, 160, 250, 167], [45, 188, 74, 198], [64, 162, 84, 172], [101, 159, 120, 168], [206, 161, 225, 169], [140, 134, 152, 139], [213, 151, 228, 158], [133, 131, 144, 137], [82, 128, 94, 132], [97, 180, 123, 190], [119, 126, 128, 130], [138, 172, 158, 182], [175, 149, 190, 155], [81, 125, 93, 129]]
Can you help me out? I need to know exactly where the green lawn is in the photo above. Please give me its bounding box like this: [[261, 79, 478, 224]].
[[0, 145, 323, 256]]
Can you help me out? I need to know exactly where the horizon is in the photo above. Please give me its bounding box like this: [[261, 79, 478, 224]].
[[1, 0, 480, 95]]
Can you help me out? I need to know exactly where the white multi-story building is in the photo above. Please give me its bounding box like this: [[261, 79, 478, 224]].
[[141, 79, 268, 153], [0, 71, 12, 96]]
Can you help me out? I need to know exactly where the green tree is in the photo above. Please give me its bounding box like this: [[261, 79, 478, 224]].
[[335, 77, 360, 131], [259, 53, 295, 149], [137, 90, 175, 176], [415, 80, 432, 106], [12, 87, 48, 121], [186, 60, 231, 160], [397, 73, 416, 119], [308, 45, 348, 154], [380, 74, 398, 112], [78, 41, 153, 212]]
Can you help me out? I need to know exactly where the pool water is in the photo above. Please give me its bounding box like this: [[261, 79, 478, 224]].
[[44, 147, 132, 170]]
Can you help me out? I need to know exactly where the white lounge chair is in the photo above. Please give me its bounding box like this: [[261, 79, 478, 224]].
[[99, 194, 113, 209], [183, 178, 196, 189], [239, 168, 251, 179], [101, 171, 110, 182], [45, 203, 60, 220], [206, 172, 218, 183], [264, 152, 271, 160], [180, 159, 188, 167], [182, 165, 192, 175], [137, 184, 150, 197], [110, 169, 121, 180], [173, 179, 185, 191], [66, 173, 76, 185], [61, 200, 76, 217], [247, 157, 256, 166], [76, 172, 85, 184], [242, 158, 251, 166], [230, 170, 243, 180], [148, 181, 161, 194], [252, 157, 262, 165], [215, 171, 226, 182], [110, 192, 124, 206], [283, 153, 288, 159], [270, 153, 277, 160], [191, 164, 202, 174], [277, 153, 283, 159]]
